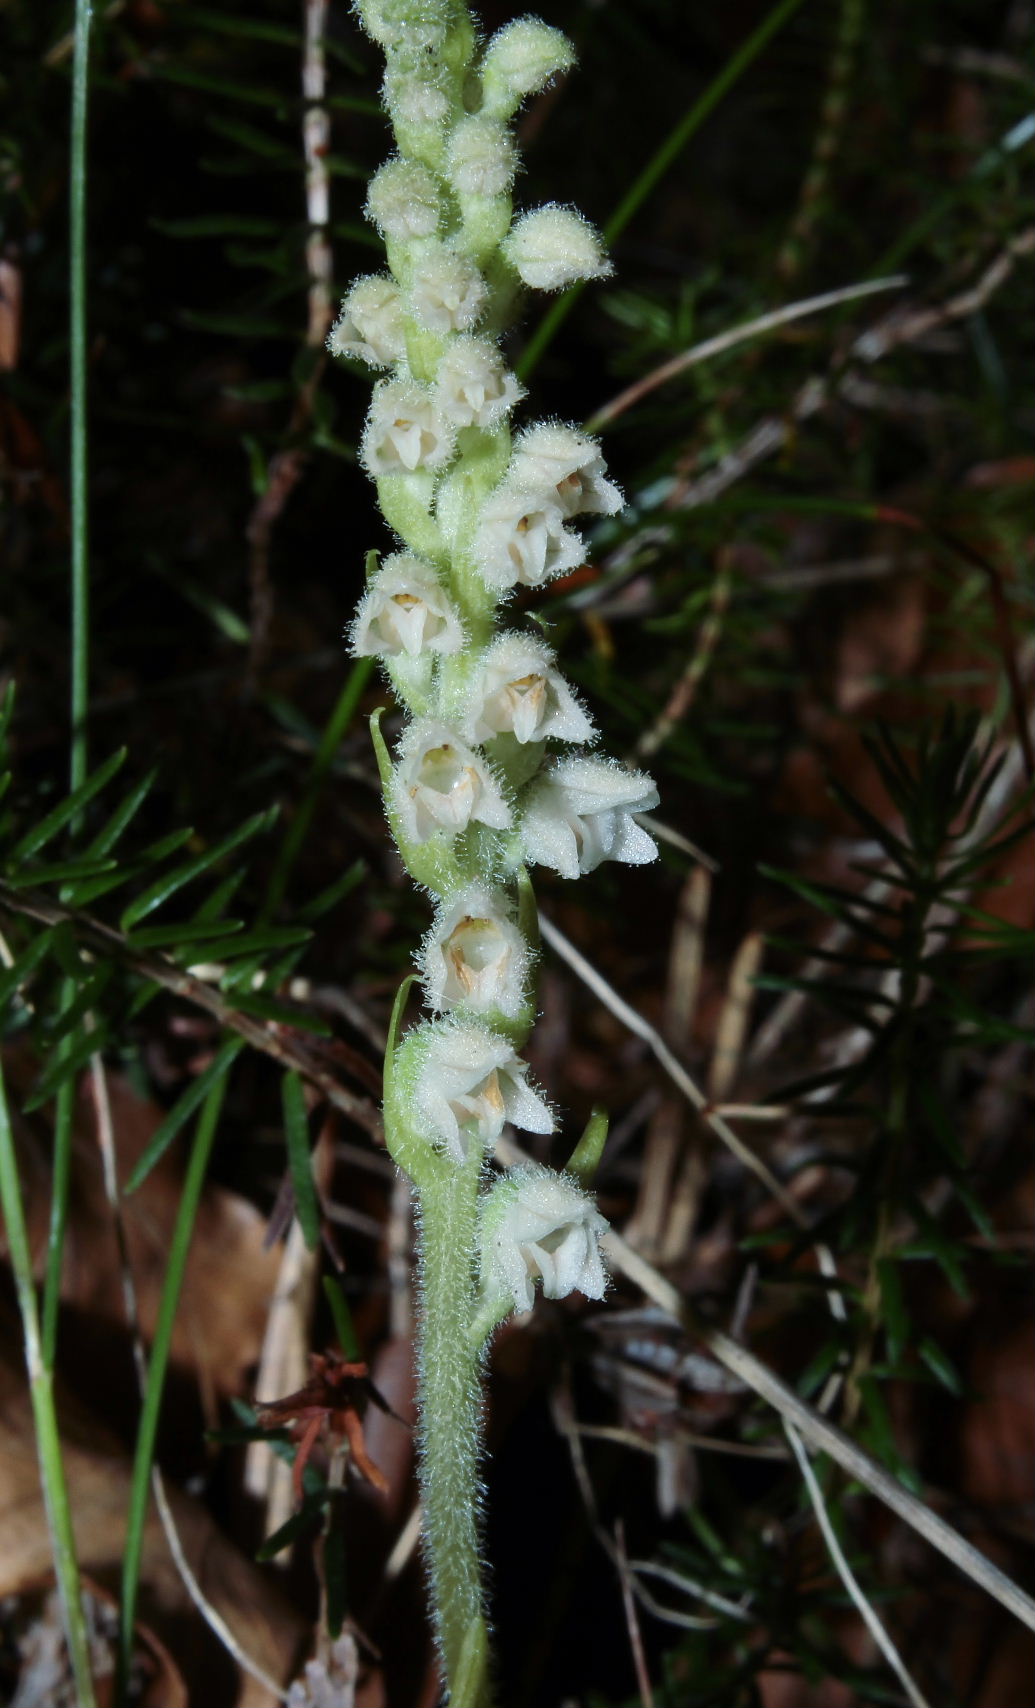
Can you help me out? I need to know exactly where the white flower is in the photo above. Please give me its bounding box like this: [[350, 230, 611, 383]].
[[361, 378, 455, 476], [420, 882, 529, 1017], [503, 205, 611, 292], [446, 116, 517, 199], [434, 336, 524, 430], [480, 1164, 608, 1315], [355, 0, 450, 53], [409, 246, 487, 335], [519, 756, 659, 878], [472, 484, 584, 592], [328, 274, 407, 368], [510, 424, 623, 519], [350, 555, 464, 659], [415, 1023, 554, 1165], [462, 634, 594, 745], [392, 719, 512, 844], [479, 19, 576, 119], [365, 157, 441, 242]]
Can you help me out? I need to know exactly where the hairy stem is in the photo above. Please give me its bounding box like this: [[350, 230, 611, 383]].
[[416, 1155, 492, 1707]]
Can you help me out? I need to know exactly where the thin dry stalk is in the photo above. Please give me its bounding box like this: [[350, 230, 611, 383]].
[[626, 866, 710, 1255], [784, 1420, 932, 1708], [599, 1225, 1035, 1635]]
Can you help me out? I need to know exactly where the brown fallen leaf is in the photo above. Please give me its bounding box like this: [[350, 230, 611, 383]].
[[0, 1322, 306, 1708], [0, 1053, 280, 1398]]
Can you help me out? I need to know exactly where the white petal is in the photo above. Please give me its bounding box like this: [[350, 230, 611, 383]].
[[365, 157, 441, 241], [480, 1164, 609, 1315], [519, 757, 659, 877], [416, 1024, 553, 1165], [434, 336, 525, 430], [328, 274, 407, 368]]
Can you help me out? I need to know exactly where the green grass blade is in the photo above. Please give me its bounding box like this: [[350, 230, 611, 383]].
[[83, 768, 158, 859], [119, 808, 276, 930], [124, 1037, 245, 1194], [117, 1066, 234, 1697], [0, 1063, 97, 1708], [281, 1070, 321, 1250], [8, 750, 126, 864]]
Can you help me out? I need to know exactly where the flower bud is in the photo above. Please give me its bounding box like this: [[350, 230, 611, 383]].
[[420, 882, 529, 1017], [461, 634, 594, 745], [328, 274, 407, 368], [409, 245, 487, 335], [412, 1021, 554, 1165], [383, 64, 452, 132], [479, 1163, 608, 1315], [392, 719, 512, 844], [472, 484, 584, 592], [351, 554, 464, 659], [446, 115, 517, 200], [510, 424, 623, 518], [479, 18, 576, 119], [365, 157, 441, 241], [519, 756, 659, 879], [354, 0, 454, 52], [361, 378, 455, 476], [503, 204, 611, 292], [434, 335, 524, 430]]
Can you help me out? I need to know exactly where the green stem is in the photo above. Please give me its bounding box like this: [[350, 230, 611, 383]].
[[416, 1154, 493, 1707], [69, 0, 92, 797], [0, 1065, 98, 1708], [117, 1066, 233, 1701], [517, 0, 810, 380], [41, 1076, 74, 1366]]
